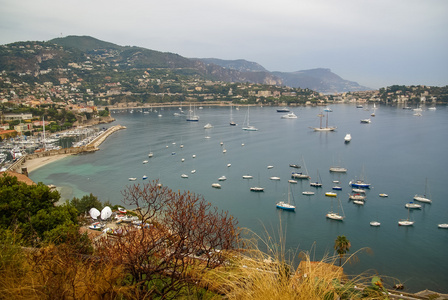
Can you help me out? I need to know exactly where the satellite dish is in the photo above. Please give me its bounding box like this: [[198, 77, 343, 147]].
[[89, 208, 100, 220], [100, 206, 112, 220]]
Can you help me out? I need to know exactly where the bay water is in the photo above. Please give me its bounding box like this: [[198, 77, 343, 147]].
[[30, 104, 448, 293]]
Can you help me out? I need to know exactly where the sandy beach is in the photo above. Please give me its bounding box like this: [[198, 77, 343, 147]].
[[22, 154, 72, 174]]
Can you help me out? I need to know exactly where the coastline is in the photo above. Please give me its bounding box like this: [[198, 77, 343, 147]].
[[23, 154, 71, 174]]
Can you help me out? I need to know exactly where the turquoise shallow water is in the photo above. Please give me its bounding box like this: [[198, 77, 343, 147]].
[[30, 104, 448, 293]]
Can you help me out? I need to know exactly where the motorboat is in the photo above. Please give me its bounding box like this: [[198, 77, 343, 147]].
[[310, 181, 322, 187], [142, 160, 148, 164], [370, 221, 381, 227], [281, 112, 298, 119], [242, 175, 253, 179], [270, 176, 281, 181], [267, 165, 274, 169], [360, 118, 371, 123], [332, 186, 342, 190], [344, 133, 351, 143], [379, 193, 389, 197], [181, 174, 189, 178], [438, 224, 448, 229], [276, 108, 290, 112], [142, 175, 148, 180], [204, 123, 213, 129], [289, 164, 301, 169], [324, 107, 332, 112], [218, 176, 227, 181], [129, 178, 137, 181], [211, 183, 221, 189]]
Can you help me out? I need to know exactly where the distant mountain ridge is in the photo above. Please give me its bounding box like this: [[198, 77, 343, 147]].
[[3, 35, 370, 93]]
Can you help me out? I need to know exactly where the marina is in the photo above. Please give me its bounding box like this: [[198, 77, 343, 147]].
[[28, 104, 448, 293]]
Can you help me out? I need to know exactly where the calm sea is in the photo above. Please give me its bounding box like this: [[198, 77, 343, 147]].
[[30, 104, 448, 293]]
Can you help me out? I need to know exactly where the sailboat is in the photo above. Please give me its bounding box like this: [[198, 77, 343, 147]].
[[310, 111, 336, 131], [230, 105, 236, 126], [250, 173, 264, 192], [371, 103, 376, 117], [186, 103, 199, 121], [326, 197, 345, 221], [309, 170, 323, 187], [242, 106, 258, 131], [291, 155, 310, 179], [398, 207, 414, 226], [413, 178, 432, 203], [276, 182, 295, 211]]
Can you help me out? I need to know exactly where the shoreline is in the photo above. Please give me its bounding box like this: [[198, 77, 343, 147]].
[[23, 154, 72, 174]]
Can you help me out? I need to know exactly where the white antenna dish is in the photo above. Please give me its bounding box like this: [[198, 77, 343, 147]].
[[100, 206, 112, 220], [89, 207, 100, 220]]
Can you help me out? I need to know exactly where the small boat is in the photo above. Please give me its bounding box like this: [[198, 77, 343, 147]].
[[353, 200, 365, 205], [325, 192, 337, 197], [360, 118, 371, 124], [218, 176, 227, 181], [143, 160, 149, 164], [148, 152, 154, 157], [326, 197, 345, 221], [89, 222, 105, 230], [349, 180, 371, 189], [333, 180, 340, 184], [250, 186, 264, 192], [267, 165, 274, 169], [428, 107, 437, 111], [413, 178, 432, 203], [329, 166, 347, 173], [242, 107, 258, 131], [356, 105, 363, 108], [289, 164, 301, 169], [181, 174, 189, 178], [181, 158, 185, 162], [438, 224, 448, 229], [398, 208, 414, 226], [211, 183, 221, 189], [291, 172, 310, 179], [191, 170, 196, 174], [405, 202, 422, 209], [379, 193, 389, 197], [349, 193, 366, 200], [303, 191, 315, 196], [142, 175, 148, 180], [352, 188, 366, 194], [204, 123, 213, 129], [118, 207, 127, 214], [227, 163, 231, 167], [332, 186, 342, 190], [344, 133, 351, 143], [370, 221, 381, 227], [242, 175, 253, 179], [276, 108, 290, 112], [288, 180, 298, 184], [281, 112, 298, 119], [310, 182, 322, 187], [276, 182, 295, 211], [192, 154, 196, 158], [270, 176, 281, 181], [324, 107, 332, 112], [129, 178, 137, 181]]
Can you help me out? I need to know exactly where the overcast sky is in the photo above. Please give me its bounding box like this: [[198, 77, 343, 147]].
[[1, 0, 447, 89]]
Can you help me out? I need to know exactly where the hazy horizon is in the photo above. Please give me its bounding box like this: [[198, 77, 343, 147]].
[[1, 0, 447, 89]]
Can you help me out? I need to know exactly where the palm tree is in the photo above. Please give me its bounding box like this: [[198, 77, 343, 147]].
[[334, 235, 351, 266]]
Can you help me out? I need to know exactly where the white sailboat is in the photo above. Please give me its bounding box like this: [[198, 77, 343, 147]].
[[276, 182, 295, 211], [413, 178, 432, 203], [398, 207, 414, 226], [230, 105, 236, 126], [310, 111, 336, 131], [242, 106, 258, 131], [326, 197, 345, 221], [186, 103, 199, 121]]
